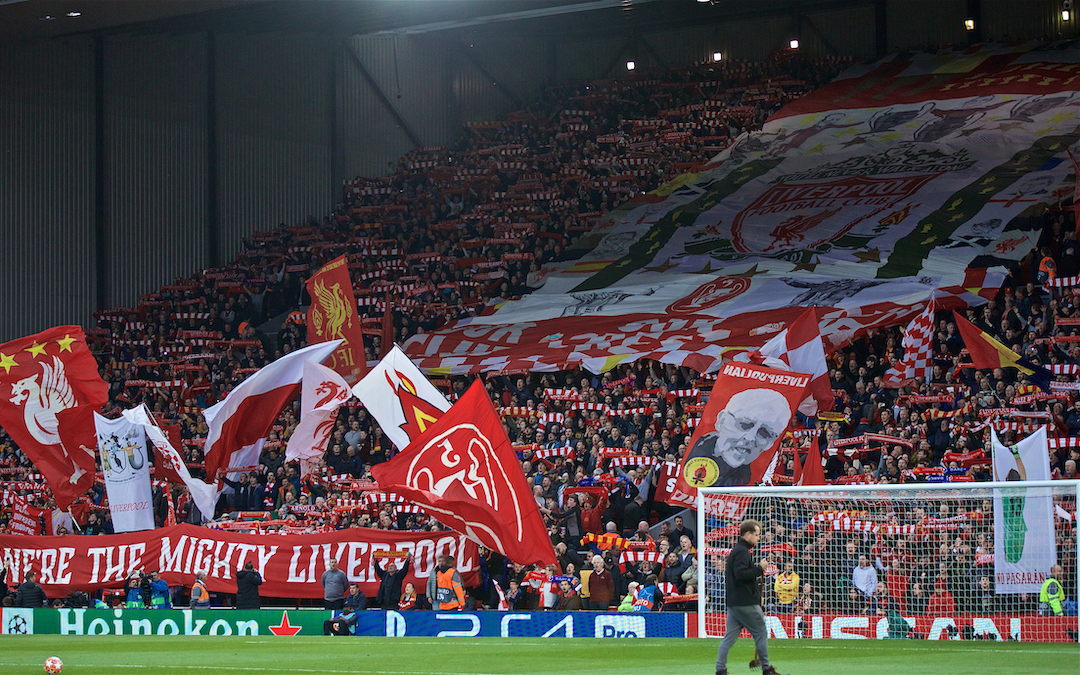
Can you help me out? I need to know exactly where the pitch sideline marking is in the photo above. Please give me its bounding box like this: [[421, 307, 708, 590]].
[[799, 645, 1079, 654], [0, 665, 507, 675]]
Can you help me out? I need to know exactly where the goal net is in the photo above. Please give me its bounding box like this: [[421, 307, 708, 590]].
[[697, 481, 1079, 643]]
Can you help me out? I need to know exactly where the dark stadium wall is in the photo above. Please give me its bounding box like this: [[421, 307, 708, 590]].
[[339, 33, 554, 180], [215, 33, 336, 266], [0, 40, 97, 342], [0, 0, 1076, 341], [104, 33, 210, 316]]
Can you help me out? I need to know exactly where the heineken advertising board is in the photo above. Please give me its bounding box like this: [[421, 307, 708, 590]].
[[1, 608, 687, 638], [0, 608, 327, 636]]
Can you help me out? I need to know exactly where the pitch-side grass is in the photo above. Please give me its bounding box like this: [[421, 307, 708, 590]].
[[0, 636, 1077, 674]]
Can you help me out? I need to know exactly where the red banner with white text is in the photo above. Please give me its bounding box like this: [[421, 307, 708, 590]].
[[0, 524, 478, 598]]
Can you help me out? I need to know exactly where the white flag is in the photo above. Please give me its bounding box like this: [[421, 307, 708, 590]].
[[990, 425, 1056, 593], [123, 405, 218, 524], [203, 340, 341, 485], [286, 360, 354, 478], [352, 345, 450, 451], [94, 413, 155, 532]]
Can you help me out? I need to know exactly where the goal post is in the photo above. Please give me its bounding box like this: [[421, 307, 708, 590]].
[[696, 480, 1080, 643]]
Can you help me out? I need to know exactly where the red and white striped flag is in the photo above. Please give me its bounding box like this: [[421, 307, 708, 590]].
[[883, 299, 936, 387], [740, 307, 832, 416], [203, 341, 341, 486]]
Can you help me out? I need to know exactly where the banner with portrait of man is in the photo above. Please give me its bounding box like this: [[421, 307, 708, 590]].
[[667, 361, 809, 507]]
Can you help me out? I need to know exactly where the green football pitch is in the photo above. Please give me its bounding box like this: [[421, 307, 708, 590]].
[[1, 636, 1077, 674]]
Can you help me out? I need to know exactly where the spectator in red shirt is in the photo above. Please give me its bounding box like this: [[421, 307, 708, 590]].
[[926, 577, 956, 616]]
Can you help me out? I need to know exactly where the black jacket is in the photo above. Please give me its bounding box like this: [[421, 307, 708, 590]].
[[725, 537, 763, 607], [235, 569, 263, 609], [15, 580, 48, 608], [374, 558, 410, 609]]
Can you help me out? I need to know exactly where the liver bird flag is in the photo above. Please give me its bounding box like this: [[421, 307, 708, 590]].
[[203, 340, 341, 488], [306, 255, 368, 383], [286, 360, 354, 478], [953, 312, 1051, 391], [372, 379, 556, 567], [0, 326, 108, 509], [352, 345, 451, 452]]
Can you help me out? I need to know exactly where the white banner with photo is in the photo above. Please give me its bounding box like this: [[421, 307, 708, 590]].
[[94, 413, 155, 533], [990, 426, 1056, 593]]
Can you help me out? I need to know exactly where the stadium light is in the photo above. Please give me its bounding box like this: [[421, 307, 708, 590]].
[[626, 60, 636, 71], [712, 51, 723, 62], [965, 18, 975, 30], [788, 38, 799, 49]]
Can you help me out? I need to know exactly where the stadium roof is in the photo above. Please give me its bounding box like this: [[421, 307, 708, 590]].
[[0, 0, 871, 42]]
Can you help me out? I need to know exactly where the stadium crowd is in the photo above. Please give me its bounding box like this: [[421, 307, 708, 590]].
[[0, 50, 1077, 615]]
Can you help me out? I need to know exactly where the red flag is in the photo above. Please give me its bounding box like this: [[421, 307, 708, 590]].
[[202, 341, 340, 487], [791, 447, 804, 485], [54, 405, 101, 508], [164, 488, 177, 527], [668, 361, 809, 507], [381, 290, 394, 359], [953, 312, 1052, 390], [372, 379, 557, 567], [800, 444, 827, 486], [154, 423, 187, 484], [7, 492, 44, 536], [0, 326, 108, 509], [306, 255, 368, 383]]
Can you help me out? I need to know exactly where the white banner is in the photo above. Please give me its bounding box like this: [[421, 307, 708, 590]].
[[122, 405, 218, 525], [990, 426, 1056, 593], [352, 345, 450, 451], [94, 413, 154, 533]]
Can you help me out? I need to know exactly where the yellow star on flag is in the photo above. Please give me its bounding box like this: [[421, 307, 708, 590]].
[[56, 334, 77, 352], [0, 352, 17, 374], [25, 342, 47, 357]]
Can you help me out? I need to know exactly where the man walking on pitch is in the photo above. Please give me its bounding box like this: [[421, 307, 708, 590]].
[[716, 520, 787, 675]]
